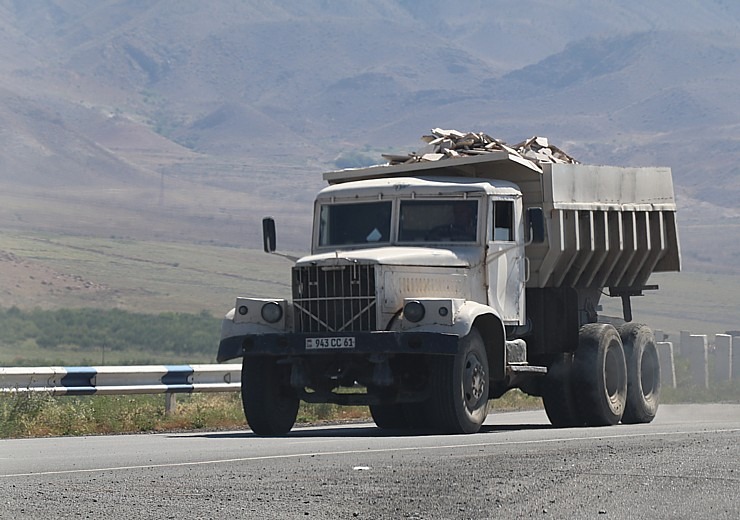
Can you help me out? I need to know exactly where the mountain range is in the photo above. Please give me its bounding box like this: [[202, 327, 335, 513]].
[[1, 0, 739, 274]]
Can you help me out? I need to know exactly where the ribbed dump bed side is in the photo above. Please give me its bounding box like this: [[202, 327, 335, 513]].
[[527, 164, 680, 289]]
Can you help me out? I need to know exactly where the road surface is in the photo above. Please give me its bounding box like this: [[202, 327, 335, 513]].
[[1, 404, 738, 519]]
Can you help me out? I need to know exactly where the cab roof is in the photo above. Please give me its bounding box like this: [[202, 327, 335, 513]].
[[316, 175, 522, 200]]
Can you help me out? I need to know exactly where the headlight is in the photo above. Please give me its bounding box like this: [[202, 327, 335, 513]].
[[404, 300, 425, 323], [261, 302, 283, 323]]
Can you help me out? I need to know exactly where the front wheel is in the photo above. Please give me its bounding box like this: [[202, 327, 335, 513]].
[[370, 403, 430, 430], [369, 404, 407, 430], [241, 356, 299, 436], [427, 328, 489, 434]]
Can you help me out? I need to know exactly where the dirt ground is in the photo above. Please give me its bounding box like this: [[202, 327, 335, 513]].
[[0, 249, 109, 309]]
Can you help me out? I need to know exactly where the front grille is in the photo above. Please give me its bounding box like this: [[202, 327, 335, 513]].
[[292, 264, 377, 333]]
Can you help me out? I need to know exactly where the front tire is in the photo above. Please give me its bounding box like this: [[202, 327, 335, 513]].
[[370, 403, 430, 430], [427, 328, 489, 434], [369, 404, 407, 430], [573, 324, 627, 426], [241, 356, 299, 436], [619, 323, 660, 424]]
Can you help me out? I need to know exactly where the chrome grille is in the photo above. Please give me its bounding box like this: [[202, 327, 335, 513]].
[[292, 264, 376, 333]]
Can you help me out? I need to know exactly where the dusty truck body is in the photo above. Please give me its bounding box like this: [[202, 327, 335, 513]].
[[217, 147, 680, 435]]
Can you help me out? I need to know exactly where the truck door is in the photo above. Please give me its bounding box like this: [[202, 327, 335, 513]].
[[486, 197, 525, 324]]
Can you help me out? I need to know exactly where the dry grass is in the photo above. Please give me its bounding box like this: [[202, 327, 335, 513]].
[[0, 230, 294, 315], [0, 390, 548, 439], [0, 392, 370, 438], [5, 382, 735, 439]]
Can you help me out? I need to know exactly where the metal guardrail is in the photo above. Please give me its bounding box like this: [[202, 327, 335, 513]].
[[0, 364, 242, 413]]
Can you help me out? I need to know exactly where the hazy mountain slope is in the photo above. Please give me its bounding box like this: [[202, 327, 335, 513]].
[[0, 0, 738, 276], [474, 31, 740, 199]]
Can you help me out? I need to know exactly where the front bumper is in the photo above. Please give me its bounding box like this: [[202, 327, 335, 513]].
[[217, 330, 460, 362]]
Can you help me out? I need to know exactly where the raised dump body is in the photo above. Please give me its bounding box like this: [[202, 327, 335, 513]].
[[324, 151, 681, 290]]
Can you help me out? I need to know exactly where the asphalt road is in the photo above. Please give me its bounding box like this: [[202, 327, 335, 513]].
[[1, 404, 738, 519]]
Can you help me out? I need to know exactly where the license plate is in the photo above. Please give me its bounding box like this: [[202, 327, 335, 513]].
[[305, 337, 356, 350]]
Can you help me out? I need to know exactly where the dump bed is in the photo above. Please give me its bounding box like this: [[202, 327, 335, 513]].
[[324, 152, 681, 290]]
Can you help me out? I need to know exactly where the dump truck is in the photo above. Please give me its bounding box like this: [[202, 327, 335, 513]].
[[217, 134, 681, 435]]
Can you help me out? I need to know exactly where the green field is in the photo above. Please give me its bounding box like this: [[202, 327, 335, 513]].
[[3, 228, 738, 353], [2, 228, 740, 366], [0, 229, 299, 365], [0, 230, 294, 312]]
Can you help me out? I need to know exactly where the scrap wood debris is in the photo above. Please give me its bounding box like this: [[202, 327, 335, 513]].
[[382, 128, 578, 166]]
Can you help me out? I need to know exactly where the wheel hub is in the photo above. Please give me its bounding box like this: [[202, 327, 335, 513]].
[[464, 354, 486, 407]]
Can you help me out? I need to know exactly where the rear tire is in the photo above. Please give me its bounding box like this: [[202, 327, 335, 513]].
[[241, 356, 299, 436], [572, 324, 627, 426], [427, 328, 489, 434], [542, 353, 585, 427], [619, 323, 660, 424]]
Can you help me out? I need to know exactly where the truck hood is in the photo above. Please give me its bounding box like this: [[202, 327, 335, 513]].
[[295, 246, 480, 268]]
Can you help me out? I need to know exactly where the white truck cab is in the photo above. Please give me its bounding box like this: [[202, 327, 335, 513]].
[[309, 176, 527, 328]]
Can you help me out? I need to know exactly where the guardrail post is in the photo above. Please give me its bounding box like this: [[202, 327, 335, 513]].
[[733, 337, 740, 381], [688, 334, 709, 389], [714, 334, 732, 383], [165, 392, 177, 415], [656, 341, 676, 389]]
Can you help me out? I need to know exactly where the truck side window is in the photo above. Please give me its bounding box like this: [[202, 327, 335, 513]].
[[492, 200, 514, 241]]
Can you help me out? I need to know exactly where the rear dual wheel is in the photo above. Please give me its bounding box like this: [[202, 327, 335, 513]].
[[542, 353, 584, 427], [543, 324, 628, 427], [619, 323, 660, 424], [573, 323, 628, 426]]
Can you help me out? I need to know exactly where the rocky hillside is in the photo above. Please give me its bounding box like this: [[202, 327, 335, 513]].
[[1, 0, 739, 272]]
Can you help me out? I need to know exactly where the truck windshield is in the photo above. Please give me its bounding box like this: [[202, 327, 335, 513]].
[[399, 199, 478, 243], [318, 201, 392, 246]]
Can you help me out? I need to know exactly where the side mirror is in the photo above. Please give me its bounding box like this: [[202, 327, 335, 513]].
[[527, 207, 545, 244], [262, 217, 277, 253]]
